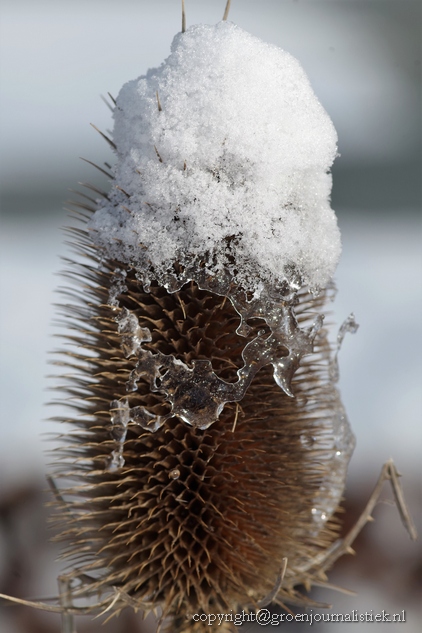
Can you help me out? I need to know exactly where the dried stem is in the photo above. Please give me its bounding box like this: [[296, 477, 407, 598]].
[[223, 0, 232, 21], [181, 0, 186, 33]]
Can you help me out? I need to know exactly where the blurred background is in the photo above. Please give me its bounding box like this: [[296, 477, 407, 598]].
[[0, 0, 421, 631]]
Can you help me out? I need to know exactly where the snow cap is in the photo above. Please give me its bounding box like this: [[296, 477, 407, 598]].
[[90, 21, 340, 292]]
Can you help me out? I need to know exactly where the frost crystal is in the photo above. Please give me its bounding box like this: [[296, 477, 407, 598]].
[[89, 21, 340, 292]]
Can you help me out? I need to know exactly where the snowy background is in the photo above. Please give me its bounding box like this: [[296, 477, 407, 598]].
[[0, 1, 421, 632]]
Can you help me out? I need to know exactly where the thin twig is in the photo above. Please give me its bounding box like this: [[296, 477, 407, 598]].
[[314, 460, 417, 576], [388, 460, 418, 539], [182, 0, 186, 33], [47, 475, 72, 513], [58, 577, 76, 633], [257, 558, 288, 608], [0, 592, 110, 615], [223, 0, 232, 21]]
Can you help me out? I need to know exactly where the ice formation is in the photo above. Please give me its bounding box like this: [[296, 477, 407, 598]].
[[89, 21, 340, 293]]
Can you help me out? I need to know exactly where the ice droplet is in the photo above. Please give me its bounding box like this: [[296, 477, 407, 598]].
[[311, 507, 328, 523], [106, 399, 130, 471], [116, 306, 152, 357], [109, 268, 128, 308], [330, 313, 359, 383], [108, 451, 125, 471]]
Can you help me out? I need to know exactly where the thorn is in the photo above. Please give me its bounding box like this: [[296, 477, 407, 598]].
[[346, 546, 355, 556], [108, 92, 117, 106], [78, 182, 109, 200], [115, 185, 130, 198], [177, 295, 187, 319], [80, 157, 113, 179], [65, 199, 95, 214], [154, 145, 163, 163], [303, 579, 312, 593], [367, 515, 375, 522], [90, 123, 117, 150], [182, 0, 186, 33], [68, 189, 96, 204], [183, 160, 187, 171], [156, 90, 162, 112], [223, 0, 232, 21], [231, 403, 239, 433], [100, 94, 114, 113]]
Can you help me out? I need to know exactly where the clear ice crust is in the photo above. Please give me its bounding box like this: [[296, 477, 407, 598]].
[[111, 273, 324, 433], [105, 270, 357, 537]]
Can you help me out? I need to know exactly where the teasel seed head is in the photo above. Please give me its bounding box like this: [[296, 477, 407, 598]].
[[51, 222, 354, 631], [50, 12, 355, 633]]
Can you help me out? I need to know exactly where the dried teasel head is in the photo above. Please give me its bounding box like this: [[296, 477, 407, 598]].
[[52, 240, 354, 631]]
